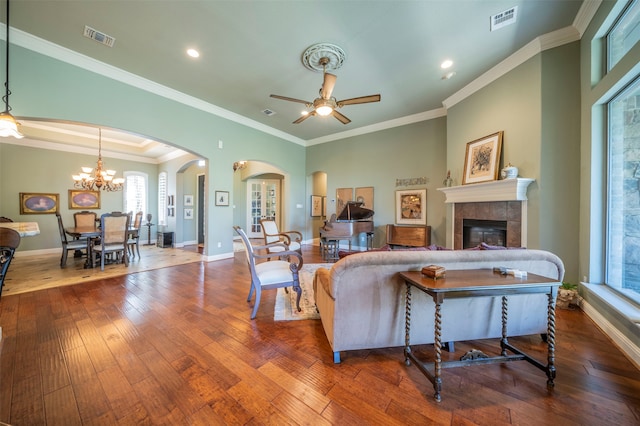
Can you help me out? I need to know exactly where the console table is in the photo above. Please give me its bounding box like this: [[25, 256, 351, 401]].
[[399, 269, 560, 402]]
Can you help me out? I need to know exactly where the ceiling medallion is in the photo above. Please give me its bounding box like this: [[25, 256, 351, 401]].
[[301, 43, 346, 72]]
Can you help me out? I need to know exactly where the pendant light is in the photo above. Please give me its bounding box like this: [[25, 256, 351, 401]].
[[0, 0, 23, 138], [72, 128, 124, 192]]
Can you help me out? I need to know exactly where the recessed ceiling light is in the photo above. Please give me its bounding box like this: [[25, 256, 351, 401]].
[[441, 60, 453, 69], [187, 48, 200, 58]]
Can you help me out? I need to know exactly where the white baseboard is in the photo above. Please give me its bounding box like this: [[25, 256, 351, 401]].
[[579, 299, 640, 370]]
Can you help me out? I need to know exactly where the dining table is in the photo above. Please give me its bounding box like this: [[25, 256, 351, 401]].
[[65, 225, 140, 268], [65, 226, 101, 268], [0, 222, 41, 237]]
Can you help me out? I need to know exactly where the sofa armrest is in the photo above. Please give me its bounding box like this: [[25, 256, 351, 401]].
[[313, 267, 334, 300]]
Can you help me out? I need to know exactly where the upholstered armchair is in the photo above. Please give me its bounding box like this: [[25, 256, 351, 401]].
[[259, 218, 302, 255]]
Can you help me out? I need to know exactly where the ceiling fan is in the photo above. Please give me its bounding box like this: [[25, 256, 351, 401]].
[[270, 57, 381, 125]]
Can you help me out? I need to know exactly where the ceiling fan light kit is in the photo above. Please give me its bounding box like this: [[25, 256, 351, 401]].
[[271, 43, 380, 125]]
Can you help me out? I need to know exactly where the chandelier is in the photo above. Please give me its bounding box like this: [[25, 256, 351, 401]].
[[72, 128, 124, 191], [0, 0, 23, 138]]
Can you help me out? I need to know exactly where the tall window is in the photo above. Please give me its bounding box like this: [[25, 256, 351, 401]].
[[607, 77, 640, 300], [124, 171, 148, 216], [607, 0, 640, 70], [158, 172, 168, 226]]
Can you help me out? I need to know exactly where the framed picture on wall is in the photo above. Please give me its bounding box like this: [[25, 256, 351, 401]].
[[215, 190, 229, 206], [395, 189, 427, 225], [184, 208, 194, 219], [68, 190, 100, 209], [19, 192, 59, 214], [311, 195, 322, 217], [184, 194, 194, 206], [462, 131, 503, 185], [355, 186, 374, 210]]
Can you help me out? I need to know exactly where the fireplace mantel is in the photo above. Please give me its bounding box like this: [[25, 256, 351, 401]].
[[438, 178, 534, 204]]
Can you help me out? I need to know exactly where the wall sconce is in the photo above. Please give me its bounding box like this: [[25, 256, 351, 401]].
[[233, 161, 247, 172]]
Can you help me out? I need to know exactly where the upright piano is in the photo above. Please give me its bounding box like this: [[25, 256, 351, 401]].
[[319, 202, 374, 260]]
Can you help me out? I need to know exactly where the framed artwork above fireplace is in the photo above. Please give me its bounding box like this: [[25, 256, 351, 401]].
[[462, 131, 503, 185]]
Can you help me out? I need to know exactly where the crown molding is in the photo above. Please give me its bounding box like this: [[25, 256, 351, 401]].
[[573, 0, 602, 37], [3, 0, 598, 147], [0, 137, 159, 164], [6, 25, 306, 147], [443, 25, 581, 110], [306, 108, 447, 146]]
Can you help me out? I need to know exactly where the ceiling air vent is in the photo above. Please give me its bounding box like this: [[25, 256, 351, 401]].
[[262, 109, 276, 116], [83, 25, 115, 47], [490, 6, 517, 32]]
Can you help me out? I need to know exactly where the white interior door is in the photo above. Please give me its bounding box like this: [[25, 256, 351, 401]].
[[247, 179, 280, 238]]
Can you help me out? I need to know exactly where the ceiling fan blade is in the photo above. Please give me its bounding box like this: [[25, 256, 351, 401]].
[[320, 73, 337, 99], [270, 94, 312, 106], [337, 94, 381, 107], [332, 110, 351, 124], [293, 111, 316, 124]]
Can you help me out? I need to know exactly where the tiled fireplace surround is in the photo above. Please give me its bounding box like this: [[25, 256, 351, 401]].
[[439, 178, 534, 250]]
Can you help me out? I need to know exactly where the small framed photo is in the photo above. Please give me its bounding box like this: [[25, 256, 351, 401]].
[[462, 131, 503, 185], [395, 189, 427, 225], [311, 195, 322, 217], [19, 192, 59, 214], [168, 195, 174, 206], [184, 208, 194, 219], [168, 207, 174, 217], [215, 190, 229, 206], [184, 194, 194, 206], [68, 189, 100, 209]]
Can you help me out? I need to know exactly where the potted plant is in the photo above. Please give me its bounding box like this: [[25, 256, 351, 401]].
[[556, 282, 579, 309]]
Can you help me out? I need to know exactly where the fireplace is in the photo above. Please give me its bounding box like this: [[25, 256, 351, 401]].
[[463, 219, 507, 248], [454, 201, 522, 249], [439, 178, 534, 250]]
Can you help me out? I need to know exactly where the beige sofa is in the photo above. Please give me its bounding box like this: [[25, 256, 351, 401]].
[[313, 249, 564, 363]]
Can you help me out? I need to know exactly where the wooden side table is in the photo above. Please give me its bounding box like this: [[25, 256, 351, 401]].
[[400, 269, 560, 402]]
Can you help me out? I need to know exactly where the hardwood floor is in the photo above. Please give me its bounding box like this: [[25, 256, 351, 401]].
[[1, 245, 639, 425]]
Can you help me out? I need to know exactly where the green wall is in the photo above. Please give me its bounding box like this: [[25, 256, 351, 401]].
[[446, 43, 581, 282], [3, 45, 306, 256], [306, 118, 447, 247], [0, 143, 158, 252]]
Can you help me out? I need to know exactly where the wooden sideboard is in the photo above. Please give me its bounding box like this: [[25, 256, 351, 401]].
[[386, 224, 431, 248]]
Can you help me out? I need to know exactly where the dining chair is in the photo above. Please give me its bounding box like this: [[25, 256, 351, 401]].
[[234, 226, 303, 319], [56, 212, 89, 267], [0, 227, 21, 298], [127, 211, 143, 258], [73, 210, 97, 228], [92, 212, 130, 271], [259, 218, 302, 255]]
